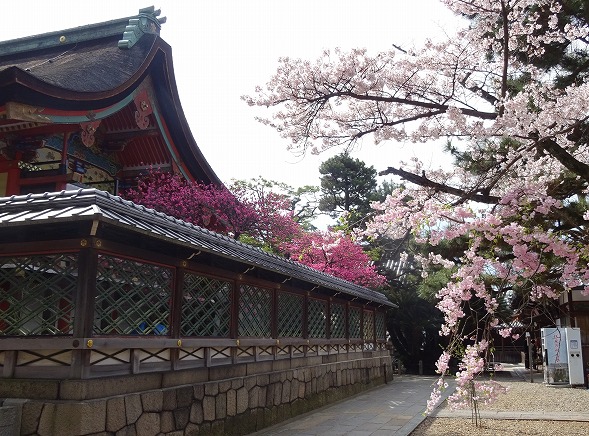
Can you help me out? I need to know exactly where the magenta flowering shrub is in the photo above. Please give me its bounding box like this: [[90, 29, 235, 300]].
[[123, 170, 386, 288]]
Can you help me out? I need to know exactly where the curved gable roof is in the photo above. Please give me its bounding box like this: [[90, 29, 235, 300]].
[[0, 7, 221, 186]]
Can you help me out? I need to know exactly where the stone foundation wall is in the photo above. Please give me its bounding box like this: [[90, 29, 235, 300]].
[[2, 353, 391, 436]]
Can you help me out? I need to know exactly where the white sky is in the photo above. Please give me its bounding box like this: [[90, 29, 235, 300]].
[[4, 1, 460, 189]]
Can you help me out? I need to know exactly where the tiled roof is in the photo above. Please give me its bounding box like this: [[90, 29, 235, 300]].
[[0, 189, 395, 307]]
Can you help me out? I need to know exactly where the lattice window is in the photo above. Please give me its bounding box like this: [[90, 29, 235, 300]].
[[277, 292, 303, 337], [375, 311, 387, 340], [330, 302, 346, 339], [238, 284, 271, 337], [94, 255, 172, 335], [308, 298, 327, 338], [363, 309, 375, 341], [0, 254, 77, 336], [181, 273, 231, 337], [349, 306, 361, 339]]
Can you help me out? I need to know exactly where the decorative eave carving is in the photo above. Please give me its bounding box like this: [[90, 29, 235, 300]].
[[118, 6, 167, 49], [133, 88, 153, 130], [80, 120, 101, 147]]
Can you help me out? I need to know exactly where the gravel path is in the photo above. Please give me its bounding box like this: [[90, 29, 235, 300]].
[[411, 370, 589, 435]]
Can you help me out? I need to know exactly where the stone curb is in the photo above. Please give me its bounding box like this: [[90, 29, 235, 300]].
[[432, 409, 589, 422]]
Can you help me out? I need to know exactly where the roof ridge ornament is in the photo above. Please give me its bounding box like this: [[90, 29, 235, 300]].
[[118, 6, 167, 50]]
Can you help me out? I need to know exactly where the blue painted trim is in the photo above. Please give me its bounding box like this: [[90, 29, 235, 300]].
[[45, 94, 135, 124]]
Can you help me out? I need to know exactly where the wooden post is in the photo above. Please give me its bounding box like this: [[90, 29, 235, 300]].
[[70, 244, 98, 379], [170, 267, 184, 370]]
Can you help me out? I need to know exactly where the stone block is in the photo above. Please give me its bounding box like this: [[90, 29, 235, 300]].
[[0, 406, 17, 436], [211, 420, 225, 435], [243, 376, 257, 391], [298, 379, 306, 399], [190, 401, 204, 424], [2, 398, 28, 436], [160, 411, 175, 433], [218, 380, 232, 393], [204, 382, 219, 397], [256, 374, 270, 387], [184, 422, 200, 436], [38, 400, 107, 436], [193, 384, 205, 400], [236, 387, 248, 415], [202, 396, 215, 421], [281, 380, 290, 404], [248, 386, 259, 409], [176, 386, 193, 408], [265, 383, 275, 407], [257, 386, 267, 409], [141, 390, 163, 412], [21, 401, 43, 435], [161, 367, 208, 388], [60, 374, 162, 400], [162, 389, 177, 411], [209, 364, 246, 381], [0, 379, 59, 400], [215, 392, 227, 420], [106, 396, 126, 432], [125, 394, 142, 425], [115, 424, 137, 436], [135, 412, 160, 436], [290, 379, 299, 402], [246, 360, 272, 375], [230, 378, 243, 390], [173, 406, 190, 429], [269, 371, 282, 384], [226, 389, 237, 417], [273, 382, 283, 406], [271, 359, 291, 372]]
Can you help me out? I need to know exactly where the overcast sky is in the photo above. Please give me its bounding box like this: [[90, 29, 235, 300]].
[[4, 1, 460, 189]]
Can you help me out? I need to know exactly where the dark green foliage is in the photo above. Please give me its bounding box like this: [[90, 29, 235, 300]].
[[318, 153, 378, 226]]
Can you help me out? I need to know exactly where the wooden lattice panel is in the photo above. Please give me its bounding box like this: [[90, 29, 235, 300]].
[[94, 254, 172, 335], [181, 273, 231, 337], [349, 307, 361, 339], [363, 310, 375, 341], [330, 302, 346, 339], [376, 311, 387, 340], [238, 284, 271, 337], [308, 298, 327, 339], [0, 254, 77, 336], [277, 292, 303, 337]]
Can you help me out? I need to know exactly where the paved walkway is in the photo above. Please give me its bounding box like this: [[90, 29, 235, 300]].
[[250, 364, 589, 436], [250, 375, 445, 436]]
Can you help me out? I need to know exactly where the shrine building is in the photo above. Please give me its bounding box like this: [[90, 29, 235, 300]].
[[0, 7, 395, 435]]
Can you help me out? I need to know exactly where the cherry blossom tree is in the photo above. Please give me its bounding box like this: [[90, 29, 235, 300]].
[[245, 0, 589, 415]]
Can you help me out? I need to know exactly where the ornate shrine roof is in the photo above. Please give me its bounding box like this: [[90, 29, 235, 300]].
[[0, 7, 220, 186], [0, 189, 395, 307]]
